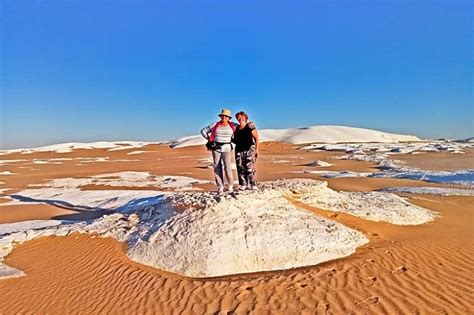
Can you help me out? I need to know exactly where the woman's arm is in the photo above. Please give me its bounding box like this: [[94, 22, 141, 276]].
[[200, 123, 216, 140], [252, 129, 259, 157]]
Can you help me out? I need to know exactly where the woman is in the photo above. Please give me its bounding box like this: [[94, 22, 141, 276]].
[[200, 109, 237, 195], [233, 111, 259, 190]]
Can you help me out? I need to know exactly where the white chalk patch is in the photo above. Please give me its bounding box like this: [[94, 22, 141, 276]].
[[1, 172, 209, 209], [272, 159, 290, 164], [304, 160, 334, 167], [0, 220, 62, 235], [1, 188, 165, 210], [108, 159, 141, 162], [279, 179, 436, 225], [0, 265, 25, 279], [381, 187, 474, 196], [81, 157, 109, 163], [0, 160, 27, 165], [302, 170, 373, 178], [32, 160, 63, 165], [127, 151, 146, 155]]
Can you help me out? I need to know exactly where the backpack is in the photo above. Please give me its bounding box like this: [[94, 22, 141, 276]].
[[206, 122, 236, 150]]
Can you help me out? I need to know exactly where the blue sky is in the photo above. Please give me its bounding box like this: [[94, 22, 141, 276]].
[[1, 0, 472, 149]]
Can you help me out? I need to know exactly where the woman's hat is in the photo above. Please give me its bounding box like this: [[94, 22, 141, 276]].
[[218, 108, 232, 118]]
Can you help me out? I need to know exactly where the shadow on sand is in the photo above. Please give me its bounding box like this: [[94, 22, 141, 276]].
[[7, 194, 166, 222]]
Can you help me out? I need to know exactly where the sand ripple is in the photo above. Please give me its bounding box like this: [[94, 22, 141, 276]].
[[0, 195, 472, 314]]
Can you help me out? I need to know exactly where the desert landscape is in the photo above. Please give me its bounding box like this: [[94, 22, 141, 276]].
[[0, 126, 473, 314]]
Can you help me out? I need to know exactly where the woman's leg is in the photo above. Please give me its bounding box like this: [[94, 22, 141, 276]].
[[235, 151, 247, 187], [222, 150, 234, 191], [212, 150, 224, 192], [245, 148, 257, 187]]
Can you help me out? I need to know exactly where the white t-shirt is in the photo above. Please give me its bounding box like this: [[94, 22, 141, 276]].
[[201, 122, 238, 152]]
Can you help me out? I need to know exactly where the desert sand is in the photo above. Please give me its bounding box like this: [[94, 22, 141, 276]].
[[0, 141, 473, 313]]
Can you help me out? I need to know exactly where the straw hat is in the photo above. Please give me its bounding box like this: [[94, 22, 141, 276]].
[[218, 108, 232, 118]]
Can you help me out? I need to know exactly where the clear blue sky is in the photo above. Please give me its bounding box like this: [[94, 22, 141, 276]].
[[1, 0, 472, 149]]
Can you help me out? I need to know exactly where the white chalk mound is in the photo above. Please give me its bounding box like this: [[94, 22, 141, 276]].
[[128, 189, 368, 277], [279, 179, 436, 225]]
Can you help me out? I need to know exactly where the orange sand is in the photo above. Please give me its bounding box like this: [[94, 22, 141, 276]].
[[0, 143, 473, 313]]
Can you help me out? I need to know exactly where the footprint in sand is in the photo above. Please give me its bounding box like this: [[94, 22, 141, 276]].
[[365, 246, 375, 252], [384, 250, 395, 258], [356, 296, 379, 306], [391, 266, 408, 274], [361, 259, 375, 268], [365, 276, 377, 286], [321, 268, 337, 278], [391, 240, 402, 247], [316, 302, 330, 314]]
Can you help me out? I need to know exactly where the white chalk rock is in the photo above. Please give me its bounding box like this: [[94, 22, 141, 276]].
[[280, 179, 436, 225], [304, 160, 333, 167], [128, 189, 368, 277]]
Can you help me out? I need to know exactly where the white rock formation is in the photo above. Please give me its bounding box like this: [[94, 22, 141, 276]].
[[128, 189, 368, 277], [278, 179, 436, 225], [304, 160, 334, 167]]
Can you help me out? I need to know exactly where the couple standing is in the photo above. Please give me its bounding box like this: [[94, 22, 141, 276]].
[[201, 109, 259, 195]]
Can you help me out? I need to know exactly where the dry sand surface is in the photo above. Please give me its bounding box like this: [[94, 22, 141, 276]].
[[389, 147, 474, 171], [0, 142, 473, 313]]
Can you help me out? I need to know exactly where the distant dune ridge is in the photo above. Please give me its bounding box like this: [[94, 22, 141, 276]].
[[0, 125, 422, 154], [455, 137, 474, 143], [0, 141, 159, 154]]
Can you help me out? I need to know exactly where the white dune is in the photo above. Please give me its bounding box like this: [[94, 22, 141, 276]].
[[170, 125, 421, 148]]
